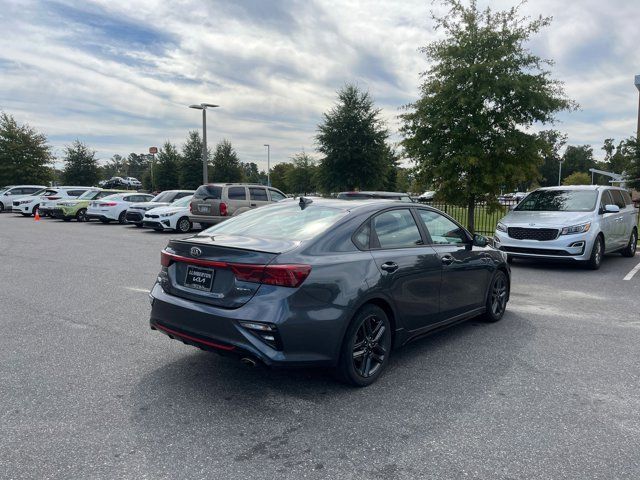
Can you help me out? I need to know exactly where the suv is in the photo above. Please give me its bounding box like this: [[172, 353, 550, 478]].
[[495, 186, 638, 269], [123, 177, 142, 188], [125, 190, 194, 227], [52, 189, 128, 222], [337, 191, 413, 202], [0, 185, 46, 212], [11, 187, 87, 217], [37, 187, 91, 217], [189, 183, 287, 228]]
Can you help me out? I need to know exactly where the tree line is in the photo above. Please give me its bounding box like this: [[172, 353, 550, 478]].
[[2, 0, 640, 231]]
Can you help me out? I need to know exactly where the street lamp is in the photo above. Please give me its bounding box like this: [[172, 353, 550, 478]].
[[189, 103, 219, 184], [263, 144, 270, 187], [635, 75, 640, 139], [558, 158, 564, 186]]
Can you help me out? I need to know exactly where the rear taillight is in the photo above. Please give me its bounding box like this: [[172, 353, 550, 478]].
[[219, 202, 227, 216], [99, 202, 117, 207], [160, 251, 311, 288]]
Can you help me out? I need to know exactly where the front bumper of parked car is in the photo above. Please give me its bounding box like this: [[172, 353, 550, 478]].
[[494, 228, 595, 261]]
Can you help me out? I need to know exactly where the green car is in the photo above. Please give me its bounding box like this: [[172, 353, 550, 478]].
[[52, 189, 127, 222]]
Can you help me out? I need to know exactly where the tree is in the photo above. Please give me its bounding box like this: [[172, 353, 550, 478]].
[[395, 167, 412, 193], [62, 140, 100, 186], [0, 112, 53, 185], [625, 137, 640, 190], [400, 0, 574, 232], [607, 139, 633, 174], [560, 145, 596, 183], [269, 162, 294, 192], [537, 131, 567, 187], [240, 162, 264, 184], [562, 171, 590, 186], [101, 154, 126, 179], [316, 84, 389, 192], [126, 153, 151, 182], [154, 142, 181, 191], [285, 152, 317, 194], [211, 139, 243, 182], [179, 131, 208, 189]]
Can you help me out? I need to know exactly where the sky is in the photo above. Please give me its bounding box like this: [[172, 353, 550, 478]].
[[0, 0, 639, 171]]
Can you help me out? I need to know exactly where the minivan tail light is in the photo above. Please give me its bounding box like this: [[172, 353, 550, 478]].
[[160, 251, 311, 288], [219, 202, 227, 216]]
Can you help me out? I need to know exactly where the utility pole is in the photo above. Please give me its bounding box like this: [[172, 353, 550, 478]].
[[263, 144, 271, 187], [189, 103, 219, 184], [635, 75, 640, 139]]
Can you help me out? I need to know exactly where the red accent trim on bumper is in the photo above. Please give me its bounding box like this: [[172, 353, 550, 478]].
[[154, 323, 236, 351]]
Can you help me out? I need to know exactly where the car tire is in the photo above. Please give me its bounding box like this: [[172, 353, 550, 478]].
[[0, 202, 4, 212], [335, 304, 392, 387], [118, 211, 127, 224], [482, 270, 509, 322], [32, 205, 39, 216], [585, 235, 604, 270], [76, 209, 87, 222], [177, 216, 191, 233], [620, 228, 638, 258]]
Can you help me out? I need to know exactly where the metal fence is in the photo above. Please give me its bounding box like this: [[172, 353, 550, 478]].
[[417, 199, 519, 236]]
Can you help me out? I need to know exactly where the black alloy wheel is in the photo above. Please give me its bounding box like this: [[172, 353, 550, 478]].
[[337, 304, 391, 386], [483, 270, 508, 322], [118, 211, 127, 224], [76, 208, 87, 222]]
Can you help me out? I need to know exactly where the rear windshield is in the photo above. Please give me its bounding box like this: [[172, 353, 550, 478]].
[[79, 190, 100, 199], [99, 194, 124, 201], [515, 190, 598, 212], [203, 203, 348, 241], [170, 196, 192, 207], [194, 185, 222, 200]]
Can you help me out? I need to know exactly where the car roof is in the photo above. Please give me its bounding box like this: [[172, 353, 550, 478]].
[[8, 185, 47, 188], [339, 191, 410, 196], [285, 197, 425, 214]]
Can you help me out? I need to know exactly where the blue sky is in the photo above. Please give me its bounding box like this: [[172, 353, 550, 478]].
[[0, 0, 639, 171]]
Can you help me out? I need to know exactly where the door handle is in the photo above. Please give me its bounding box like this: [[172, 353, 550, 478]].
[[441, 255, 454, 265], [250, 203, 257, 207], [380, 262, 398, 273]]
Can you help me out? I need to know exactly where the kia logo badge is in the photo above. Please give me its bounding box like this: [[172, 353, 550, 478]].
[[190, 246, 202, 257]]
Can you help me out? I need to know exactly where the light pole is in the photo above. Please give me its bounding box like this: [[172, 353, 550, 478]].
[[263, 144, 270, 187], [635, 75, 640, 139], [558, 159, 564, 186], [189, 103, 219, 184]]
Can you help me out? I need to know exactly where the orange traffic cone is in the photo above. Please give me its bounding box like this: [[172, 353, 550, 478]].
[[34, 209, 40, 221]]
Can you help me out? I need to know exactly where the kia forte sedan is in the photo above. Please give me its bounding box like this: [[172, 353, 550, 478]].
[[149, 198, 510, 386]]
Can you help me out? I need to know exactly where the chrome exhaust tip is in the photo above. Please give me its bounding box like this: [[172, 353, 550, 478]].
[[240, 357, 257, 367]]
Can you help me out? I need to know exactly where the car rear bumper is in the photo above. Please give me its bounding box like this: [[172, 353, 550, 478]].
[[188, 214, 226, 226], [494, 231, 593, 260], [148, 283, 340, 367]]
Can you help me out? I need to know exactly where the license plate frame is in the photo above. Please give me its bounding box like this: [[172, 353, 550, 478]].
[[198, 204, 211, 213], [184, 265, 215, 292]]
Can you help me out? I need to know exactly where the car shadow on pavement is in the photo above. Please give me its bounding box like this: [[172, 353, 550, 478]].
[[128, 312, 535, 475], [511, 254, 630, 272]]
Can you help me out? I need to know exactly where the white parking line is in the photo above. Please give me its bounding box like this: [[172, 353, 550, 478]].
[[125, 287, 150, 293], [623, 260, 640, 281]]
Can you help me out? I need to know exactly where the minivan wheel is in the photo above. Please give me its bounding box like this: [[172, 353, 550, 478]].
[[177, 216, 191, 233], [585, 236, 604, 270], [482, 270, 509, 322], [621, 228, 637, 258], [336, 304, 391, 387]]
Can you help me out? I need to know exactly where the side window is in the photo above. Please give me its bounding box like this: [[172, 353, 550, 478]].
[[621, 191, 633, 206], [372, 209, 423, 249], [96, 191, 111, 199], [418, 210, 468, 245], [8, 188, 22, 195], [353, 221, 371, 250], [141, 195, 154, 202], [249, 187, 268, 201], [268, 189, 286, 202], [174, 192, 190, 200], [123, 196, 135, 202], [609, 190, 626, 209], [68, 190, 86, 197], [193, 186, 207, 199], [600, 190, 613, 209], [227, 187, 247, 200]]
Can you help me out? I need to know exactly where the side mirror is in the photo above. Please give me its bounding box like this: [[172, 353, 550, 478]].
[[604, 204, 620, 213], [473, 234, 488, 247]]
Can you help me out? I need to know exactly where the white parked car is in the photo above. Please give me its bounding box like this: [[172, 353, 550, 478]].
[[0, 185, 46, 213], [85, 192, 154, 224], [125, 190, 194, 227], [37, 186, 92, 217], [124, 177, 142, 188], [495, 186, 638, 269], [418, 190, 436, 201], [11, 188, 65, 216], [142, 195, 194, 232]]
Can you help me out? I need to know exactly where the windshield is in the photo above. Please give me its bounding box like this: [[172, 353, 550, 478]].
[[515, 190, 598, 212], [152, 191, 178, 203], [170, 195, 193, 207], [78, 190, 100, 200], [203, 203, 348, 241]]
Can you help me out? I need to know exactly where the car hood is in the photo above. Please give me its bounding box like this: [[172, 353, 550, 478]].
[[501, 210, 594, 227], [129, 201, 170, 210], [146, 205, 188, 215]]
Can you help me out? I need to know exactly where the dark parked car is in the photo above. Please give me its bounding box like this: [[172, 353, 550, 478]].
[[337, 191, 413, 202], [149, 198, 510, 386]]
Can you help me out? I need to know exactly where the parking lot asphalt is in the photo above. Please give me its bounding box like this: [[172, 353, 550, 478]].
[[1, 213, 639, 480]]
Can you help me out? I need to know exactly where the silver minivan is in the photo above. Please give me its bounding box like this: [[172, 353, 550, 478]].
[[494, 186, 638, 269], [189, 183, 287, 228]]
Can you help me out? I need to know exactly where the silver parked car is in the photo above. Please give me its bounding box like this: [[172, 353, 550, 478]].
[[494, 186, 638, 269]]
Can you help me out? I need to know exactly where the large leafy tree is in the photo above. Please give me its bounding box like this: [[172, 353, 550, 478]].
[[401, 0, 574, 231], [285, 152, 317, 194], [179, 131, 208, 189], [560, 145, 596, 183], [316, 84, 389, 192], [211, 139, 243, 182], [62, 140, 100, 186], [269, 162, 294, 192], [240, 162, 266, 184], [0, 112, 53, 185], [625, 137, 640, 190], [100, 154, 126, 179], [537, 130, 567, 187], [126, 153, 151, 182], [154, 142, 181, 191]]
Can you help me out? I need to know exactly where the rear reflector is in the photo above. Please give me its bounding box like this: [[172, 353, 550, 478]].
[[160, 250, 311, 288]]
